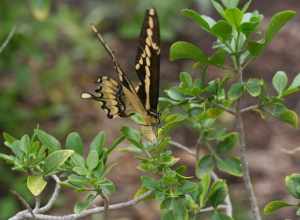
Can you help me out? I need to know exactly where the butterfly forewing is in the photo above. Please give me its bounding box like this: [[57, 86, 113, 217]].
[[134, 8, 160, 116]]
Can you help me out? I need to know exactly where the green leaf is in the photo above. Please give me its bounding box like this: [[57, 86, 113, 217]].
[[65, 132, 83, 155], [247, 41, 265, 57], [216, 157, 243, 177], [181, 9, 211, 32], [284, 73, 300, 96], [277, 109, 298, 128], [228, 82, 244, 101], [86, 149, 99, 171], [170, 41, 208, 64], [199, 174, 211, 208], [216, 132, 239, 154], [44, 150, 74, 174], [74, 193, 97, 214], [89, 131, 106, 154], [70, 153, 85, 167], [121, 127, 142, 148], [285, 174, 300, 199], [272, 71, 288, 95], [221, 0, 239, 8], [165, 88, 185, 101], [211, 0, 225, 16], [242, 0, 252, 12], [0, 153, 15, 164], [208, 180, 228, 207], [35, 129, 61, 151], [265, 10, 296, 45], [27, 175, 47, 196], [73, 166, 89, 176], [196, 155, 214, 178], [264, 200, 293, 215], [212, 211, 233, 220], [180, 72, 193, 87], [3, 132, 16, 145], [211, 20, 232, 41], [246, 79, 263, 97], [224, 8, 244, 29], [209, 49, 226, 66]]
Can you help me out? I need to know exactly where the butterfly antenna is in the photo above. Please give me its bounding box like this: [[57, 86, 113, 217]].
[[90, 24, 125, 75]]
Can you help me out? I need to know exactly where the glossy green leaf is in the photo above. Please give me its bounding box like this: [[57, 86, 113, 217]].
[[165, 88, 185, 101], [221, 0, 239, 8], [0, 153, 15, 164], [199, 174, 211, 208], [246, 79, 263, 97], [247, 41, 265, 57], [66, 132, 83, 155], [44, 150, 74, 174], [224, 8, 244, 29], [89, 131, 106, 154], [272, 71, 288, 95], [3, 132, 16, 145], [208, 180, 228, 207], [217, 132, 239, 154], [285, 174, 300, 199], [86, 149, 99, 171], [284, 73, 300, 96], [170, 41, 208, 63], [211, 20, 232, 41], [216, 157, 242, 177], [181, 9, 211, 32], [209, 49, 226, 66], [196, 155, 214, 178], [27, 175, 47, 196], [74, 193, 97, 214], [265, 10, 296, 45], [211, 0, 225, 16], [228, 82, 244, 101], [121, 127, 142, 148], [264, 200, 293, 215], [277, 109, 298, 128], [180, 72, 193, 87], [242, 0, 252, 12], [35, 129, 60, 151]]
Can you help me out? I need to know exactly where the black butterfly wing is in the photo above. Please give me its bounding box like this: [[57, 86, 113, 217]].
[[135, 8, 160, 115]]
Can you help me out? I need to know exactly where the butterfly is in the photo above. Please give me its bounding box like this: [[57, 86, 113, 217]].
[[81, 8, 160, 141]]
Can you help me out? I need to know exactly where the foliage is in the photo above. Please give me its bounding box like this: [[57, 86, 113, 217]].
[[264, 173, 300, 216], [1, 0, 299, 219]]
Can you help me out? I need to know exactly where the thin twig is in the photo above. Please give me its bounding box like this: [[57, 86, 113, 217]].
[[170, 140, 233, 217], [198, 97, 236, 116], [240, 104, 259, 113], [236, 67, 262, 220], [39, 175, 61, 213], [10, 191, 153, 220], [169, 140, 195, 156], [11, 190, 35, 219], [281, 147, 300, 155], [0, 25, 16, 54], [99, 191, 110, 219]]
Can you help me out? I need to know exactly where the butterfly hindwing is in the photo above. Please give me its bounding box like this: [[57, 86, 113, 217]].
[[81, 76, 127, 119], [134, 8, 160, 115]]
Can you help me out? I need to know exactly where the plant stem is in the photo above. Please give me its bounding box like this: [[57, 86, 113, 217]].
[[236, 67, 262, 220]]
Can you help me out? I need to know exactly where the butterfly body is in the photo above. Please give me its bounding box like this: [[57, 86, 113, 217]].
[[81, 8, 160, 142]]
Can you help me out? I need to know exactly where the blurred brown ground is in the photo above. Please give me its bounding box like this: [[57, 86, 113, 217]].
[[2, 1, 300, 220]]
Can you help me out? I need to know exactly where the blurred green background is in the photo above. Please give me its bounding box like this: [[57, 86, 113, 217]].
[[1, 0, 300, 219]]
